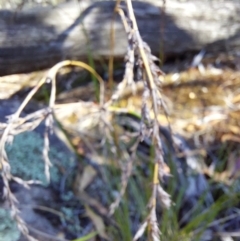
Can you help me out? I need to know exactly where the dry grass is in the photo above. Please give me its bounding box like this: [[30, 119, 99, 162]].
[[1, 0, 240, 241]]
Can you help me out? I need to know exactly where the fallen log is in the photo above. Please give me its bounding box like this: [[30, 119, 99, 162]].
[[0, 0, 240, 75]]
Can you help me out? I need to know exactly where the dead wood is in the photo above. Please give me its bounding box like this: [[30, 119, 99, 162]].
[[0, 0, 240, 75]]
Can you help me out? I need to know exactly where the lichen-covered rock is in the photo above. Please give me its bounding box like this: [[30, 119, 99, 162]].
[[5, 131, 75, 186], [0, 208, 20, 241]]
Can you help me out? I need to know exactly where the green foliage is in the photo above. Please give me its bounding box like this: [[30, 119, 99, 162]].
[[0, 208, 20, 241], [72, 231, 97, 241], [6, 131, 74, 186], [113, 200, 132, 241], [106, 147, 240, 241]]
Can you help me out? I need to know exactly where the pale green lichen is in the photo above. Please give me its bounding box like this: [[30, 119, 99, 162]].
[[5, 131, 75, 186], [0, 208, 20, 241]]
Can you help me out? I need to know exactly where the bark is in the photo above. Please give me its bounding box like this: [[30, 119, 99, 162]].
[[0, 0, 239, 75]]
